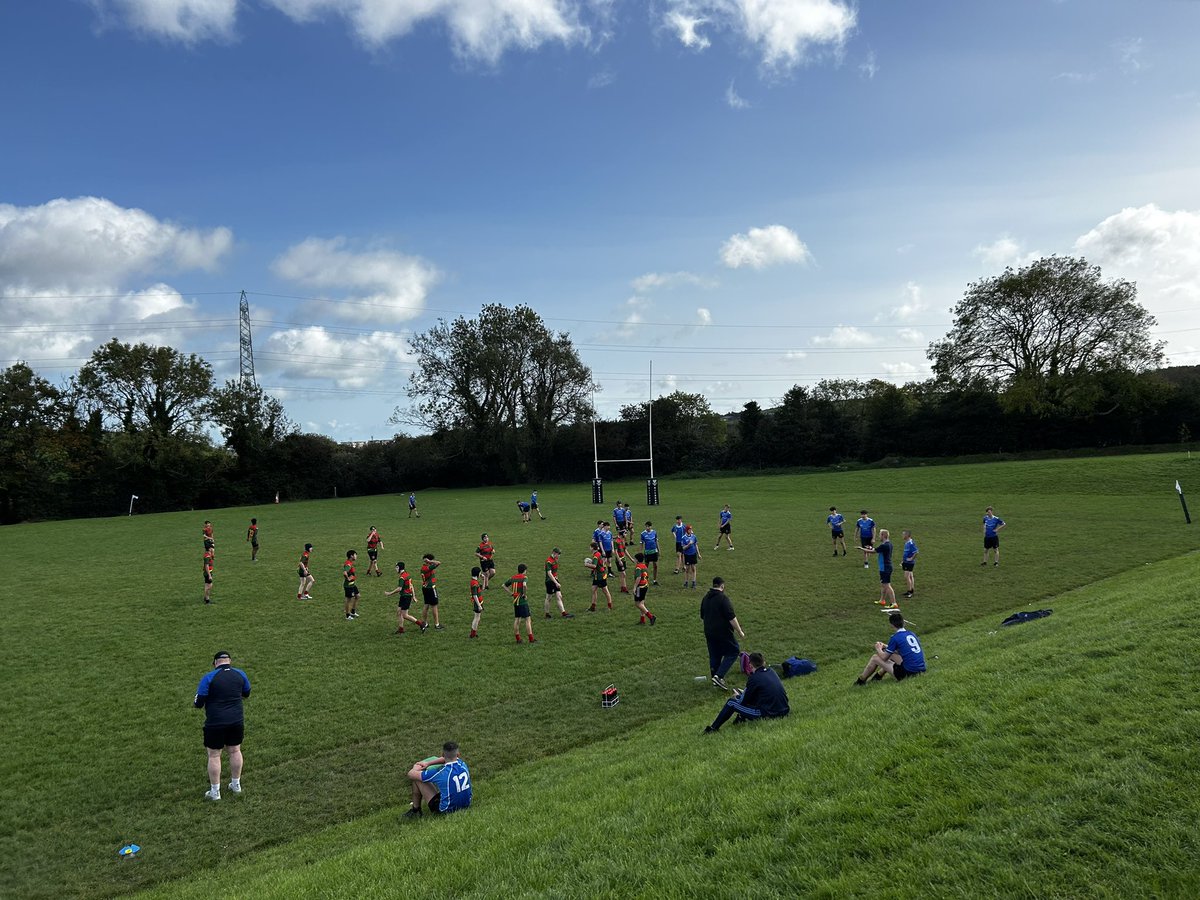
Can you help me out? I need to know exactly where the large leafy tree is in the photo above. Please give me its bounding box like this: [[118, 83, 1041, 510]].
[[78, 338, 215, 437], [398, 304, 595, 479], [928, 256, 1165, 416], [619, 391, 726, 473], [209, 380, 295, 465], [0, 363, 69, 522]]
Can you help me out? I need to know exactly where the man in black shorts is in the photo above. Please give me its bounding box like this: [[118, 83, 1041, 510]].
[[193, 650, 251, 800]]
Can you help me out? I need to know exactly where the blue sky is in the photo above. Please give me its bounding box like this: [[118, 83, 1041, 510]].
[[2, 0, 1199, 440]]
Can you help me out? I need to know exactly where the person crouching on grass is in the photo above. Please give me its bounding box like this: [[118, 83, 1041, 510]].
[[703, 652, 788, 734], [506, 564, 536, 643], [855, 612, 927, 684], [404, 741, 472, 819]]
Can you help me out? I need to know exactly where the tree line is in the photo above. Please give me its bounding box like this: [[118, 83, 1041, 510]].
[[2, 256, 1196, 524]]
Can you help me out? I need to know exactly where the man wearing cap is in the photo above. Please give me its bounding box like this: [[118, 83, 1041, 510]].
[[193, 651, 251, 801]]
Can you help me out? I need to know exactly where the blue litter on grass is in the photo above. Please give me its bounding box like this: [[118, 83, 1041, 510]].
[[118, 844, 140, 857]]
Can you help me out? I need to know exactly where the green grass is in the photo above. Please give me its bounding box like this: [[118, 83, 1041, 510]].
[[1, 453, 1197, 897]]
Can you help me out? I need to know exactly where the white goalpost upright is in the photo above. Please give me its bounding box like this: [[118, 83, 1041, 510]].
[[591, 362, 659, 505]]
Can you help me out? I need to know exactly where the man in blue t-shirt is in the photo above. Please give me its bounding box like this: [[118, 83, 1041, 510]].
[[982, 506, 1006, 567], [827, 506, 847, 556], [703, 652, 789, 733], [856, 510, 876, 568], [901, 529, 919, 598], [529, 490, 545, 520], [864, 528, 897, 609], [855, 612, 927, 684], [404, 741, 472, 818], [193, 650, 251, 801], [640, 522, 661, 585], [408, 492, 419, 518]]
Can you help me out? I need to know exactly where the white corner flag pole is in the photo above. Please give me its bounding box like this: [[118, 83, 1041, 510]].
[[1177, 481, 1191, 524], [128, 494, 139, 517]]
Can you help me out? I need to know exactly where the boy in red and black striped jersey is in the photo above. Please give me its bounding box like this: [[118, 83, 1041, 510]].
[[385, 561, 427, 634], [632, 552, 656, 625], [343, 551, 360, 620], [505, 564, 536, 643], [614, 533, 630, 594], [297, 543, 314, 599], [586, 542, 613, 612], [475, 533, 496, 590], [420, 554, 443, 630], [365, 526, 384, 577], [468, 567, 484, 638], [543, 548, 574, 619], [246, 518, 259, 561], [203, 546, 214, 604], [203, 520, 215, 558]]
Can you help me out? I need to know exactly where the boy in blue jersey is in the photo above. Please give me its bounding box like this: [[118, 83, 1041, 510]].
[[671, 516, 687, 574], [981, 506, 1006, 566], [901, 529, 918, 598], [855, 612, 927, 684], [827, 507, 847, 556], [864, 528, 897, 609], [404, 741, 472, 818], [856, 510, 876, 568], [681, 524, 701, 588], [640, 521, 661, 585], [613, 501, 625, 535], [530, 490, 545, 520], [408, 492, 419, 518], [714, 504, 734, 550]]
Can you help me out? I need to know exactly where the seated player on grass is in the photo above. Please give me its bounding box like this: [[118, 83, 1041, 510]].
[[855, 612, 927, 685], [703, 652, 788, 734], [404, 741, 472, 819]]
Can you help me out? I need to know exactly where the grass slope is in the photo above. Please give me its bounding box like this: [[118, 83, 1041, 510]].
[[145, 552, 1200, 898], [1, 454, 1197, 897]]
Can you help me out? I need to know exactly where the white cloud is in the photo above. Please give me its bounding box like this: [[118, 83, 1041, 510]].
[[1114, 37, 1146, 75], [0, 197, 232, 371], [695, 307, 712, 326], [664, 9, 710, 50], [810, 325, 879, 348], [664, 0, 856, 72], [0, 196, 232, 289], [973, 235, 1039, 270], [725, 82, 750, 109], [783, 350, 807, 360], [720, 224, 811, 269], [881, 361, 922, 377], [1073, 203, 1200, 316], [881, 281, 926, 321], [96, 0, 588, 61], [264, 0, 585, 62], [896, 327, 925, 345], [92, 0, 239, 42], [1055, 71, 1096, 84], [858, 49, 877, 79], [587, 69, 616, 89], [631, 270, 716, 292], [272, 237, 440, 323], [260, 325, 416, 390]]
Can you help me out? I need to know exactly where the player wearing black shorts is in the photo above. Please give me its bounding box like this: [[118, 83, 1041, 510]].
[[420, 553, 442, 629], [194, 650, 250, 801], [343, 550, 360, 620], [632, 553, 656, 625], [385, 561, 426, 634]]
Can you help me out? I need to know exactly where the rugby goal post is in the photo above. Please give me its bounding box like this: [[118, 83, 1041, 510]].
[[592, 362, 659, 506]]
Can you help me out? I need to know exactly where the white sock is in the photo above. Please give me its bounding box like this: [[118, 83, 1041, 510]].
[[230, 779, 240, 788]]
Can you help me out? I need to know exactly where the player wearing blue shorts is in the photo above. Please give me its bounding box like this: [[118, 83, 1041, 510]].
[[855, 612, 927, 684], [404, 741, 472, 818], [982, 507, 1006, 566], [827, 507, 847, 556], [864, 529, 897, 608]]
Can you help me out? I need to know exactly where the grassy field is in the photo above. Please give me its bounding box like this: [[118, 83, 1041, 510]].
[[1, 454, 1197, 897]]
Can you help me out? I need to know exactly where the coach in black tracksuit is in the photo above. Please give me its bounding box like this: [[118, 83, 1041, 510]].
[[193, 650, 251, 801], [704, 652, 790, 733]]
